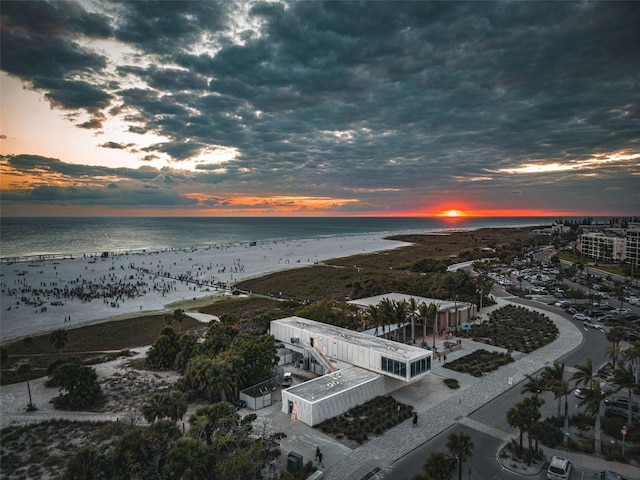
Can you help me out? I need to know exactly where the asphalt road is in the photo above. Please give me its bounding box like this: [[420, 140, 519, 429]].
[[379, 292, 613, 480]]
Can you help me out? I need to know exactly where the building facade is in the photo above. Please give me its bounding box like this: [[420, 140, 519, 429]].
[[271, 316, 432, 426], [577, 232, 626, 263]]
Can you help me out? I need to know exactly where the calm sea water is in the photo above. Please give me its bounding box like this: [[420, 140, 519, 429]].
[[0, 216, 559, 260]]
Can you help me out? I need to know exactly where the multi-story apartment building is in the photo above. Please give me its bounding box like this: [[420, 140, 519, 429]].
[[627, 227, 640, 269], [577, 232, 626, 263]]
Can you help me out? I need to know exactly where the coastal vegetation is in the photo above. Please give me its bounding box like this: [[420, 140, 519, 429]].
[[443, 349, 514, 378], [317, 395, 413, 445], [0, 227, 578, 478], [457, 305, 559, 353]]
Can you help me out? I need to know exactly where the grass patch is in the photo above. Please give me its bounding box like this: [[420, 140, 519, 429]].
[[0, 314, 204, 385]]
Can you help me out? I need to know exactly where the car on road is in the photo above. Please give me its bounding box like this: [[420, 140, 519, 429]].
[[583, 321, 604, 331], [574, 388, 586, 399], [554, 300, 571, 308], [573, 313, 590, 321]]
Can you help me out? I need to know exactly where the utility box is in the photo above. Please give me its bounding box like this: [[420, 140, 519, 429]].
[[287, 451, 303, 473]]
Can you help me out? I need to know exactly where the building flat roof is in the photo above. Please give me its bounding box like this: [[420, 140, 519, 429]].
[[284, 365, 380, 403], [272, 316, 430, 362], [346, 293, 464, 312]]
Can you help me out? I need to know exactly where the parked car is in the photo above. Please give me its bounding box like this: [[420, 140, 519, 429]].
[[282, 372, 293, 387], [623, 312, 640, 321], [554, 300, 571, 308], [604, 397, 639, 412], [624, 329, 640, 342], [574, 388, 587, 399], [605, 406, 640, 420], [601, 470, 628, 479], [573, 313, 590, 322], [547, 456, 572, 480]]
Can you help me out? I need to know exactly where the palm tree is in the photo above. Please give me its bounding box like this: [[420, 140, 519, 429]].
[[606, 327, 625, 369], [418, 302, 439, 350], [172, 308, 186, 334], [407, 297, 418, 344], [612, 362, 637, 426], [446, 431, 474, 480], [521, 374, 545, 397], [378, 298, 395, 339], [142, 392, 170, 424], [570, 358, 594, 390], [578, 379, 606, 454], [364, 305, 382, 337], [392, 300, 408, 342], [622, 340, 640, 384], [422, 451, 453, 480], [16, 360, 36, 411], [49, 329, 68, 358], [506, 395, 544, 458], [541, 362, 565, 417], [506, 401, 528, 454]]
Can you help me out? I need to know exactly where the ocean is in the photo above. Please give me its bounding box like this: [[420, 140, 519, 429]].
[[0, 216, 559, 260]]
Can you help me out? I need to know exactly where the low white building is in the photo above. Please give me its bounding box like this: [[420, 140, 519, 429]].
[[270, 316, 432, 426], [348, 293, 476, 333]]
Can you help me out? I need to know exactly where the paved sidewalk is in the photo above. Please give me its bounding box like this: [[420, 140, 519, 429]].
[[263, 295, 640, 480]]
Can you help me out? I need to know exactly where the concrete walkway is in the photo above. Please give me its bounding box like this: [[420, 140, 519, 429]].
[[258, 295, 640, 480]]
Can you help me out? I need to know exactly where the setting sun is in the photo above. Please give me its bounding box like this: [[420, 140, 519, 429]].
[[433, 209, 469, 217]]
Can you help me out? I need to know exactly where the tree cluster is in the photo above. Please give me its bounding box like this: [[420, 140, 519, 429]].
[[62, 402, 285, 480], [147, 321, 278, 405]]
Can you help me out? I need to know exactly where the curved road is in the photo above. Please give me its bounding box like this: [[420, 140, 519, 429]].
[[376, 288, 628, 480]]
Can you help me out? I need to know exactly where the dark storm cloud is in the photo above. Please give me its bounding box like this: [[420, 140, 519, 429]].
[[4, 184, 198, 207], [2, 1, 639, 213], [1, 1, 111, 113], [4, 154, 159, 181], [99, 142, 134, 150]]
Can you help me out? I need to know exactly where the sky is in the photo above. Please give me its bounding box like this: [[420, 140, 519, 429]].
[[1, 1, 639, 217]]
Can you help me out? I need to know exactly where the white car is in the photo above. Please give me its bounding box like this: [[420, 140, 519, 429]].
[[573, 313, 590, 322], [547, 456, 572, 480], [583, 321, 604, 331]]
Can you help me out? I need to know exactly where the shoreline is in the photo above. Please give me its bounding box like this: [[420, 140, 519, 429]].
[[1, 233, 411, 342]]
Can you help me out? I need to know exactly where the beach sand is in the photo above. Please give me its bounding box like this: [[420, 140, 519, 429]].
[[1, 234, 409, 342]]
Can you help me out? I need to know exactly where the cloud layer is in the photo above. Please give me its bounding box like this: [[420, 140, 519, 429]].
[[1, 1, 639, 215]]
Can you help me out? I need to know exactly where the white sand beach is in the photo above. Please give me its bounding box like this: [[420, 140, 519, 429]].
[[1, 234, 409, 342]]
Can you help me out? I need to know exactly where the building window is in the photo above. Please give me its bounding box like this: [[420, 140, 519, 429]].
[[381, 356, 406, 378], [410, 357, 431, 377]]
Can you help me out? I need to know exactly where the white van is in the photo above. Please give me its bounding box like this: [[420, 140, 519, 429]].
[[547, 456, 572, 479]]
